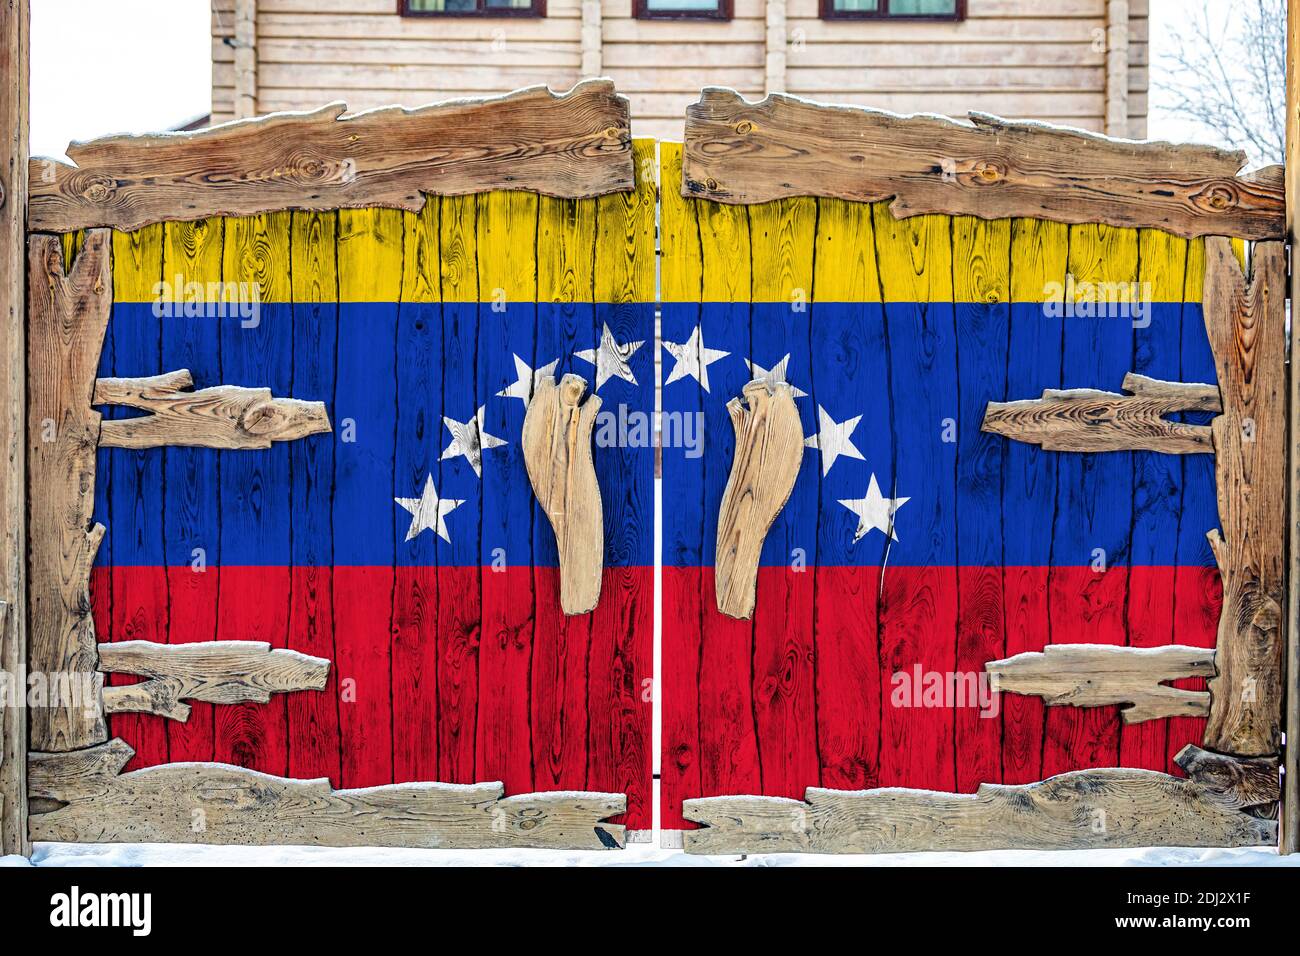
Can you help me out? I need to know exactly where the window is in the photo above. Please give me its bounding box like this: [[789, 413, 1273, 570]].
[[635, 0, 733, 21], [821, 0, 964, 20], [401, 0, 546, 17]]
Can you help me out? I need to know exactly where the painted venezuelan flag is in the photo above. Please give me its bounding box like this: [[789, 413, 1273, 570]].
[[658, 144, 1222, 830], [87, 145, 656, 831]]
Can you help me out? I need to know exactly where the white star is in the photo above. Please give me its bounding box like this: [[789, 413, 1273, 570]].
[[839, 474, 910, 544], [746, 354, 808, 399], [496, 353, 559, 404], [804, 405, 866, 476], [574, 322, 644, 391], [395, 475, 464, 543], [441, 405, 507, 478], [662, 326, 730, 393]]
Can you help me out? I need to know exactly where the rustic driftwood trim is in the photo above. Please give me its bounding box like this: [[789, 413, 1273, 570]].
[[1202, 239, 1286, 757], [521, 374, 603, 615], [27, 230, 111, 753], [97, 640, 330, 723], [681, 88, 1285, 241], [29, 80, 633, 233], [682, 752, 1277, 854], [1173, 745, 1280, 812], [29, 739, 627, 850], [1286, 0, 1300, 856], [715, 381, 804, 619], [986, 643, 1215, 724], [94, 370, 331, 450], [0, 0, 29, 856], [982, 373, 1219, 455]]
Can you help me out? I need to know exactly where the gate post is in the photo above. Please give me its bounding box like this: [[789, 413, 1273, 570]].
[[0, 0, 30, 857], [1285, 0, 1300, 856]]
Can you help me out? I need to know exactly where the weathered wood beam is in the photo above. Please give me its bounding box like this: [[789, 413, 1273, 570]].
[[715, 381, 803, 620], [1202, 238, 1286, 757], [29, 80, 633, 233], [521, 374, 603, 615], [1173, 744, 1280, 812], [29, 739, 627, 850], [27, 230, 111, 752], [0, 0, 30, 857], [1283, 0, 1300, 856], [94, 369, 331, 450], [986, 643, 1215, 724], [682, 760, 1277, 855], [98, 640, 330, 723], [981, 372, 1218, 454], [681, 88, 1284, 240]]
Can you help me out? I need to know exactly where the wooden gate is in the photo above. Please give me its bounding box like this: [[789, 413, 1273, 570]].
[[0, 77, 1294, 856]]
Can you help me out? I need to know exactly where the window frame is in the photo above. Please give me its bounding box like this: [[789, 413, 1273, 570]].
[[399, 0, 548, 17], [634, 0, 734, 21], [819, 0, 965, 21]]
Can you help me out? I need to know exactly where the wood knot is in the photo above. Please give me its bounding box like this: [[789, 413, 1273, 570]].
[[1195, 182, 1239, 212], [973, 161, 1005, 184], [705, 177, 719, 191], [735, 120, 755, 134], [81, 177, 116, 204]]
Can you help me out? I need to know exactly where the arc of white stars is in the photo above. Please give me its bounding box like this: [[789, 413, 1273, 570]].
[[839, 474, 910, 544], [574, 322, 644, 391], [496, 353, 559, 404], [662, 325, 730, 393], [395, 475, 464, 543], [441, 405, 506, 478], [803, 404, 866, 476], [746, 354, 808, 399]]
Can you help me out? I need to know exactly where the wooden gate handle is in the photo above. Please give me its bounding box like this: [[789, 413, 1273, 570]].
[[522, 374, 604, 615], [715, 380, 804, 619]]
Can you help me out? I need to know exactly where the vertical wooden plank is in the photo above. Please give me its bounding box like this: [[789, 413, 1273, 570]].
[[105, 225, 167, 770], [1002, 218, 1067, 785], [1202, 238, 1287, 757], [811, 198, 883, 791], [588, 138, 654, 829], [1283, 0, 1299, 853], [475, 190, 537, 797], [160, 218, 223, 764], [696, 180, 762, 803], [0, 0, 28, 856], [748, 196, 819, 800], [1043, 223, 1138, 776], [216, 211, 292, 775], [871, 206, 957, 791], [658, 141, 705, 831], [391, 203, 440, 785], [1119, 229, 1189, 771], [533, 191, 596, 797], [335, 207, 402, 787], [953, 215, 1010, 791], [437, 195, 480, 784], [289, 208, 342, 783]]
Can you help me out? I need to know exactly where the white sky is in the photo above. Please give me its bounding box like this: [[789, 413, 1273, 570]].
[[30, 0, 1248, 160]]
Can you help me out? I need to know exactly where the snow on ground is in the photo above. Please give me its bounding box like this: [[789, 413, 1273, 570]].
[[3, 843, 1298, 867]]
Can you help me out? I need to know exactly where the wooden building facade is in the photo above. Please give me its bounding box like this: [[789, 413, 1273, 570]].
[[211, 0, 1148, 139]]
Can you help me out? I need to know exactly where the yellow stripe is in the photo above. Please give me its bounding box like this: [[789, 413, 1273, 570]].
[[477, 192, 537, 305], [438, 196, 478, 304], [872, 205, 953, 303], [222, 212, 292, 304], [336, 207, 402, 303], [749, 197, 815, 305], [112, 224, 164, 303], [400, 205, 439, 305], [60, 230, 86, 275], [659, 142, 701, 304], [813, 199, 880, 303], [537, 195, 597, 303], [1066, 223, 1139, 302], [1137, 229, 1189, 305], [290, 211, 339, 305], [162, 218, 223, 304], [698, 197, 751, 304], [953, 216, 1010, 305], [595, 138, 656, 304], [1184, 238, 1206, 305]]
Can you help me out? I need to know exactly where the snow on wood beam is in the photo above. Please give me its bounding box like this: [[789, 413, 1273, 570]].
[[29, 80, 633, 233], [29, 739, 628, 850], [981, 372, 1219, 454], [682, 761, 1277, 855], [94, 369, 330, 449], [97, 640, 330, 723], [682, 88, 1284, 240], [985, 643, 1215, 724]]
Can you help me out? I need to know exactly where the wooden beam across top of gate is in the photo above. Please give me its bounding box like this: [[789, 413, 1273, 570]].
[[680, 87, 1285, 241], [27, 79, 633, 234]]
